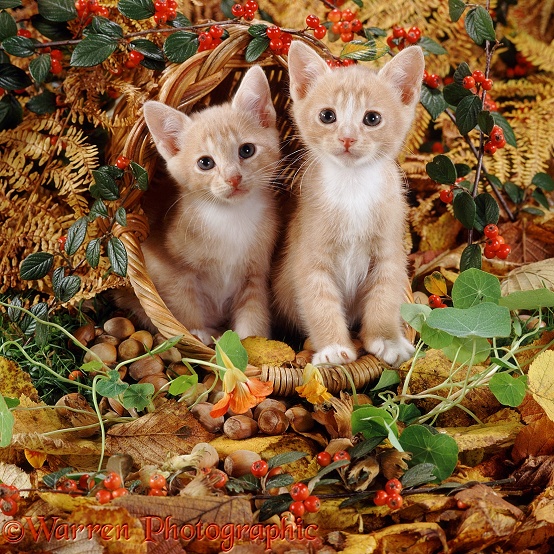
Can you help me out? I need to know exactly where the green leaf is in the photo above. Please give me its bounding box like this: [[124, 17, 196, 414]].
[[455, 163, 471, 178], [442, 83, 473, 107], [245, 36, 269, 63], [453, 62, 472, 85], [81, 360, 104, 373], [96, 370, 128, 397], [65, 216, 88, 256], [70, 34, 118, 67], [420, 85, 447, 119], [443, 336, 491, 364], [215, 330, 248, 371], [401, 462, 437, 488], [341, 40, 389, 62], [453, 190, 476, 229], [489, 373, 527, 407], [499, 288, 554, 311], [85, 238, 101, 269], [490, 111, 516, 147], [129, 39, 164, 70], [399, 424, 458, 482], [248, 24, 268, 37], [92, 169, 119, 200], [426, 302, 511, 338], [351, 405, 398, 440], [426, 154, 457, 184], [88, 15, 123, 38], [163, 31, 198, 63], [449, 0, 466, 22], [371, 369, 400, 391], [20, 252, 54, 280], [7, 296, 22, 322], [474, 192, 499, 232], [348, 436, 386, 460], [420, 322, 454, 349], [168, 13, 192, 28], [0, 62, 31, 90], [465, 6, 496, 46], [115, 207, 127, 227], [168, 373, 198, 395], [258, 495, 293, 523], [122, 383, 155, 411], [19, 301, 48, 335], [38, 0, 77, 22], [117, 0, 154, 20], [477, 110, 494, 134], [532, 189, 550, 210], [265, 473, 295, 490], [31, 14, 72, 41], [267, 451, 307, 469], [460, 244, 482, 271], [106, 237, 127, 277], [397, 403, 421, 425], [0, 10, 17, 41], [89, 199, 109, 219], [54, 274, 81, 302], [29, 54, 52, 84], [451, 268, 501, 309], [0, 394, 15, 447], [522, 207, 544, 216], [400, 303, 431, 333], [0, 1, 22, 7], [418, 36, 447, 55], [130, 161, 149, 191], [532, 172, 554, 192], [455, 94, 481, 135], [2, 35, 35, 57], [26, 90, 57, 114]]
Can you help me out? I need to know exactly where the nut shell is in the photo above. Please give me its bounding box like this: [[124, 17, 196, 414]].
[[103, 317, 135, 340], [258, 408, 289, 435], [223, 449, 261, 477], [190, 402, 224, 433], [83, 342, 117, 365], [223, 415, 258, 440]]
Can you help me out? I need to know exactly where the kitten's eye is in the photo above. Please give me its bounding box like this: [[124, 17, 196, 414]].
[[197, 156, 215, 170], [363, 111, 382, 127], [319, 109, 336, 124], [239, 143, 256, 159]]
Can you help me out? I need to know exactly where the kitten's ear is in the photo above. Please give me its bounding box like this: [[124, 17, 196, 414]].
[[379, 46, 425, 107], [143, 100, 191, 161], [232, 65, 276, 128], [287, 40, 330, 102]]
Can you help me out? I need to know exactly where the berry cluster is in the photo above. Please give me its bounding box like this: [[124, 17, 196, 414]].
[[16, 28, 31, 38], [197, 25, 224, 52], [327, 8, 363, 43], [75, 0, 109, 20], [147, 472, 168, 496], [482, 223, 511, 260], [0, 484, 20, 517], [125, 50, 144, 69], [462, 70, 493, 92], [483, 124, 506, 155], [506, 53, 534, 79], [265, 26, 292, 56], [423, 70, 441, 89], [231, 1, 258, 21], [95, 471, 129, 503], [428, 294, 447, 309], [305, 14, 327, 40], [373, 478, 404, 509], [289, 482, 321, 517], [387, 25, 421, 50], [153, 0, 177, 25], [50, 49, 63, 75]]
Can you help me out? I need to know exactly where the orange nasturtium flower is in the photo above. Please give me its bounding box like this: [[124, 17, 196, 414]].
[[210, 349, 273, 418], [296, 363, 332, 405]]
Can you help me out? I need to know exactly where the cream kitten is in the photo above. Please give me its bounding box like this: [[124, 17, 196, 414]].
[[116, 66, 280, 344], [273, 42, 424, 367]]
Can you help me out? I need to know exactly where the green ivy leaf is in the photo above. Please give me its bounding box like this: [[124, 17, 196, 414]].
[[455, 163, 471, 177], [455, 94, 481, 135], [474, 192, 499, 232], [453, 190, 476, 229], [489, 373, 527, 407], [130, 161, 149, 191], [96, 370, 128, 397], [0, 394, 14, 447], [92, 169, 119, 200], [490, 112, 517, 147], [38, 0, 77, 22], [448, 0, 466, 22], [442, 83, 473, 107], [465, 6, 496, 46], [29, 54, 52, 84], [451, 268, 501, 309], [20, 252, 54, 280], [26, 90, 57, 114], [398, 403, 421, 425], [2, 35, 36, 57], [85, 238, 101, 268], [418, 36, 447, 55], [115, 207, 127, 227], [117, 0, 154, 20], [70, 34, 118, 67], [420, 85, 447, 119], [0, 62, 32, 90], [106, 237, 127, 277], [265, 473, 295, 490], [245, 36, 269, 63], [168, 13, 192, 28], [122, 383, 155, 411], [65, 216, 88, 256], [426, 154, 457, 184], [399, 425, 458, 482], [532, 172, 554, 192], [215, 330, 248, 371], [163, 31, 198, 63], [0, 10, 17, 41]]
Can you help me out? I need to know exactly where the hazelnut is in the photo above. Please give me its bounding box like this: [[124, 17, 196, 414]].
[[258, 408, 289, 435], [130, 330, 154, 350], [129, 355, 164, 381], [285, 405, 314, 432], [118, 338, 145, 361], [223, 449, 261, 477], [190, 402, 224, 433], [83, 342, 117, 365], [223, 415, 258, 440], [103, 317, 135, 340], [253, 399, 286, 420]]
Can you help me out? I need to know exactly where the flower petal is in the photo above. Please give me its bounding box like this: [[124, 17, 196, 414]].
[[229, 382, 259, 414], [245, 377, 273, 397], [210, 393, 231, 418]]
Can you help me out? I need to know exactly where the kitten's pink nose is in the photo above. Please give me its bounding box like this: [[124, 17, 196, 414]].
[[227, 174, 242, 189], [339, 137, 356, 151]]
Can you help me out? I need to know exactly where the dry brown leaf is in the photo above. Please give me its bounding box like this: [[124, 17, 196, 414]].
[[241, 336, 296, 367], [500, 256, 554, 295], [105, 400, 215, 468], [0, 356, 40, 402], [528, 349, 554, 422], [512, 415, 554, 463], [518, 392, 548, 424], [449, 484, 524, 553], [11, 432, 102, 457], [510, 455, 554, 490], [0, 462, 32, 498], [396, 493, 456, 522], [55, 393, 100, 438], [39, 491, 97, 513], [444, 419, 524, 454]]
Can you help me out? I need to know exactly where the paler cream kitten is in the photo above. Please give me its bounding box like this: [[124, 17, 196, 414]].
[[273, 42, 424, 367], [115, 65, 280, 344]]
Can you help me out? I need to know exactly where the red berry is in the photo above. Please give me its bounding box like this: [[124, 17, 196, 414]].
[[267, 467, 283, 478], [1, 497, 18, 516], [78, 474, 91, 490], [408, 26, 421, 40], [328, 9, 342, 23], [269, 38, 283, 51], [486, 237, 501, 252], [334, 22, 344, 35], [57, 235, 67, 250], [209, 25, 224, 39], [484, 141, 497, 155], [439, 189, 454, 203], [153, 12, 167, 25], [51, 59, 63, 75], [244, 0, 258, 12], [472, 70, 485, 83], [266, 26, 281, 39], [149, 473, 167, 490], [198, 32, 213, 48], [351, 19, 363, 33], [341, 8, 356, 21], [483, 246, 497, 259], [290, 482, 310, 501], [374, 489, 389, 506], [95, 489, 112, 504], [387, 492, 403, 509], [251, 460, 269, 478], [68, 370, 83, 381], [340, 32, 353, 42], [211, 469, 228, 489], [333, 450, 351, 462], [489, 125, 504, 146], [483, 223, 499, 238], [428, 294, 443, 308], [243, 10, 255, 21], [148, 488, 167, 496], [313, 25, 327, 40], [289, 500, 305, 517], [303, 495, 321, 513], [463, 76, 475, 89], [425, 74, 440, 89], [111, 487, 128, 498], [432, 142, 444, 154], [496, 244, 511, 259], [306, 14, 320, 29], [17, 28, 31, 38], [103, 471, 122, 491], [316, 451, 332, 467], [482, 78, 493, 90], [392, 25, 405, 38], [50, 49, 63, 60], [231, 3, 243, 16], [115, 155, 130, 170], [406, 30, 419, 44], [385, 478, 403, 495], [128, 50, 144, 64], [457, 500, 469, 509]]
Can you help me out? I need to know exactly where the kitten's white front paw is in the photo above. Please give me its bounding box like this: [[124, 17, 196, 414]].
[[190, 328, 218, 345], [364, 336, 415, 367], [312, 344, 357, 366]]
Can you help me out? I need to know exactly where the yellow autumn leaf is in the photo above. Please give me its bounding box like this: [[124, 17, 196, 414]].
[[424, 271, 448, 296], [528, 350, 554, 422]]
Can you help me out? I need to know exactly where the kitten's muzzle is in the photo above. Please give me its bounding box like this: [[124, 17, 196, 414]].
[[339, 137, 356, 152], [226, 174, 242, 188]]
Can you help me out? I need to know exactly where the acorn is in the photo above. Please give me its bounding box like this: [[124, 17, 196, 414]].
[[118, 337, 145, 361], [103, 317, 135, 340], [128, 355, 165, 381], [223, 449, 261, 477], [190, 402, 224, 433], [223, 415, 258, 440], [83, 342, 117, 365], [285, 405, 314, 432], [257, 408, 289, 435]]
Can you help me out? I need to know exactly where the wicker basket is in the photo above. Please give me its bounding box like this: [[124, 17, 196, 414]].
[[110, 25, 415, 396]]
